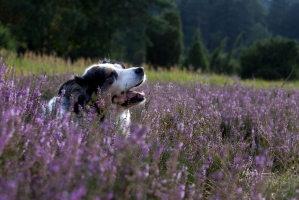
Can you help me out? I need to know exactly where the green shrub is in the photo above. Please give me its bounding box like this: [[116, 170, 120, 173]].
[[0, 22, 15, 51], [240, 37, 299, 80]]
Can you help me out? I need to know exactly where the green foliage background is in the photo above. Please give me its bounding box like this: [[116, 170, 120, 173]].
[[240, 37, 299, 80], [0, 0, 174, 60], [1, 0, 299, 80]]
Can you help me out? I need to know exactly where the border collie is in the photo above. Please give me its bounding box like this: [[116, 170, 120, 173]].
[[46, 60, 146, 136]]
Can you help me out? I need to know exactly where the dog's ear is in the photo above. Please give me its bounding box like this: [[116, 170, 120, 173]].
[[59, 76, 90, 113]]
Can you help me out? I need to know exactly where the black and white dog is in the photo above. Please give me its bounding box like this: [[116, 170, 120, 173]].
[[46, 60, 146, 135]]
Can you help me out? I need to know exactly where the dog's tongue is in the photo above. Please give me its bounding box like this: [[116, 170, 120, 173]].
[[126, 91, 145, 98], [126, 91, 137, 99], [113, 91, 145, 104], [136, 92, 145, 98]]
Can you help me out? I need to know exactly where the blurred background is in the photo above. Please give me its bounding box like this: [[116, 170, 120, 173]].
[[0, 0, 299, 80]]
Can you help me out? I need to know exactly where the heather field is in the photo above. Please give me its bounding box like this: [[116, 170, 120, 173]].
[[1, 55, 299, 199]]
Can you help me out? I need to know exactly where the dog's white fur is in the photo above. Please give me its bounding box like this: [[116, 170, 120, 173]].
[[46, 61, 146, 136]]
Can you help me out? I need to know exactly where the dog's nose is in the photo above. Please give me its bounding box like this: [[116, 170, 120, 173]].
[[135, 67, 144, 75]]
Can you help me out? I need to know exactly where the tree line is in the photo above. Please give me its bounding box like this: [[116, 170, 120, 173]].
[[0, 0, 174, 61], [0, 0, 299, 80]]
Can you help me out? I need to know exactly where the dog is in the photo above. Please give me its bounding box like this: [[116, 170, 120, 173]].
[[46, 60, 146, 136]]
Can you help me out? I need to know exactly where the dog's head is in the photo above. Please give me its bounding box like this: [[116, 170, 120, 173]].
[[59, 60, 146, 113]]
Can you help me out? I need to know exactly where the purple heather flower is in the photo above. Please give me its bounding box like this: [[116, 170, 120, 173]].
[[1, 58, 299, 199], [236, 187, 243, 195]]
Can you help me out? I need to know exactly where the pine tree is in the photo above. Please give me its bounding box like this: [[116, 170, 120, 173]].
[[280, 2, 299, 40], [208, 0, 265, 51], [178, 0, 210, 52], [184, 29, 208, 72], [209, 34, 241, 75], [245, 23, 272, 46], [209, 39, 226, 74], [267, 0, 289, 36], [0, 22, 15, 51], [146, 10, 184, 69]]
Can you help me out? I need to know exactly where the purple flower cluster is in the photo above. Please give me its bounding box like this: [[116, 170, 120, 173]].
[[1, 60, 299, 199]]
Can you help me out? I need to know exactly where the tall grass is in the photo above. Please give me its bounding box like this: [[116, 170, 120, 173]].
[[1, 52, 299, 199], [1, 49, 299, 88]]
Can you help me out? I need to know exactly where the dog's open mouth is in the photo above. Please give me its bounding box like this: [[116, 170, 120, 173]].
[[112, 81, 145, 106]]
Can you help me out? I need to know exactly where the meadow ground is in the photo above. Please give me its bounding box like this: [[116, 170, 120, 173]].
[[1, 51, 299, 199]]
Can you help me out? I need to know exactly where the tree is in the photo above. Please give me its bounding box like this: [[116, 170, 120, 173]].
[[0, 22, 15, 51], [240, 37, 299, 80], [209, 0, 265, 51], [184, 29, 208, 72], [280, 2, 299, 41], [0, 0, 174, 61], [146, 10, 184, 69], [178, 0, 210, 53], [209, 33, 241, 75], [209, 39, 226, 74], [244, 23, 272, 46], [266, 0, 289, 36]]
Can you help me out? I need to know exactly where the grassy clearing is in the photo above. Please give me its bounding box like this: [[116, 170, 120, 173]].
[[1, 49, 298, 89], [1, 50, 90, 75]]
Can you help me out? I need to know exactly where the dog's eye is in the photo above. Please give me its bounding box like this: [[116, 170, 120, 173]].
[[106, 72, 117, 84]]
